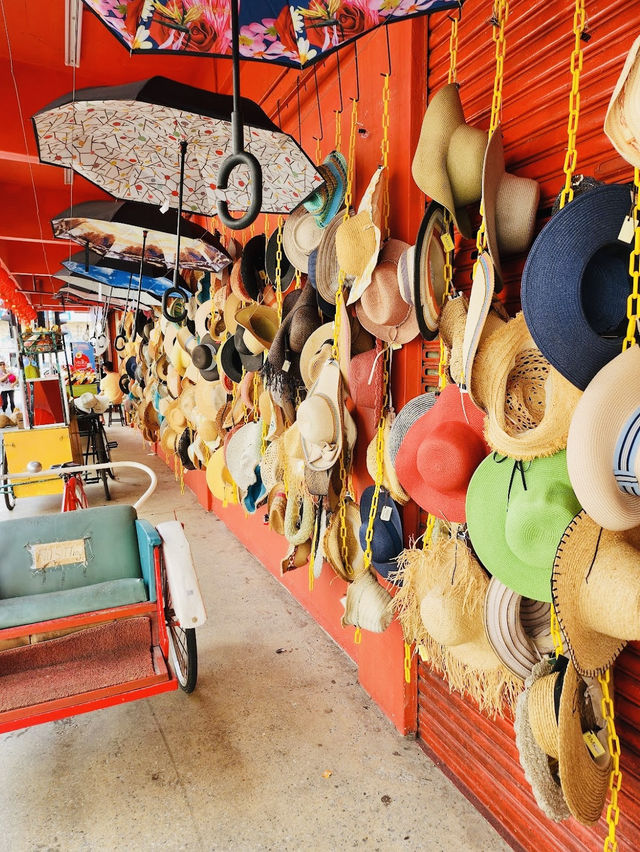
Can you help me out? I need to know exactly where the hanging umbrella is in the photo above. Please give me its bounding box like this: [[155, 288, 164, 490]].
[[53, 270, 162, 309], [51, 200, 231, 273], [82, 0, 463, 69], [62, 250, 181, 299]]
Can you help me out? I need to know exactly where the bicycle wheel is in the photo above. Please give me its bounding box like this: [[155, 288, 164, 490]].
[[2, 450, 15, 511], [98, 421, 117, 480], [162, 562, 198, 693], [92, 422, 111, 501]]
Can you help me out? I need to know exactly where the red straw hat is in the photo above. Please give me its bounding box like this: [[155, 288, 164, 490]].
[[395, 383, 489, 522]]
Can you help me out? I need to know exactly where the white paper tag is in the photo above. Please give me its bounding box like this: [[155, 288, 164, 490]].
[[380, 506, 393, 522], [282, 359, 291, 373], [618, 215, 635, 243]]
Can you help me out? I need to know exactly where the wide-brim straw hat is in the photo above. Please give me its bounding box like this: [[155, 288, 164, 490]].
[[474, 312, 583, 460], [340, 167, 385, 303], [260, 436, 284, 494], [100, 371, 123, 404], [413, 201, 449, 340], [466, 449, 582, 603], [323, 499, 365, 583], [160, 424, 178, 456], [552, 510, 640, 677], [388, 392, 437, 467], [223, 291, 243, 336], [282, 204, 324, 274], [558, 660, 612, 826], [358, 486, 404, 581], [298, 357, 344, 472], [567, 344, 640, 531], [604, 33, 640, 168], [482, 125, 540, 289], [365, 415, 409, 505], [265, 229, 295, 292], [354, 239, 420, 346], [521, 183, 633, 391], [341, 570, 393, 633], [411, 83, 488, 239], [395, 383, 489, 523], [514, 658, 570, 822], [315, 208, 354, 305], [225, 420, 263, 494], [483, 577, 553, 680], [194, 375, 227, 422]]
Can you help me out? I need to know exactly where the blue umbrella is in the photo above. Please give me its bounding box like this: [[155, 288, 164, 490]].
[[63, 251, 177, 299]]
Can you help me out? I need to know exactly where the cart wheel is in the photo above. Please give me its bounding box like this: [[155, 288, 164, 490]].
[[3, 452, 15, 511], [167, 621, 198, 694]]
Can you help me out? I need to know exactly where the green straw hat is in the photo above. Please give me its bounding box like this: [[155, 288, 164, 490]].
[[466, 449, 581, 602]]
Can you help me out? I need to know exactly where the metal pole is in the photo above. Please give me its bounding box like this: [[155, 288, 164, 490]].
[[230, 0, 241, 153], [173, 140, 188, 289]]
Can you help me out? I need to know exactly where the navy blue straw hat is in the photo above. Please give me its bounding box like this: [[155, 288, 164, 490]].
[[521, 183, 633, 391], [358, 485, 404, 583]]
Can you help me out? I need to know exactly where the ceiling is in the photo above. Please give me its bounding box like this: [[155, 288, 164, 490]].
[[0, 2, 298, 311]]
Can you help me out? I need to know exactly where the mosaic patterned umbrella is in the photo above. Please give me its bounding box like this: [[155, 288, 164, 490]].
[[82, 0, 463, 69], [33, 77, 322, 218], [52, 200, 231, 273]]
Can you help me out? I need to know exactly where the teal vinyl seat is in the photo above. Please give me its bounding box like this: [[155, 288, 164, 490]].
[[0, 505, 161, 630]]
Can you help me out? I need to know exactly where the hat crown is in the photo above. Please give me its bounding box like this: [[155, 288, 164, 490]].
[[335, 212, 375, 278], [420, 587, 478, 647], [297, 395, 335, 444], [447, 124, 488, 206], [505, 481, 578, 567], [362, 263, 411, 326], [416, 421, 486, 491]]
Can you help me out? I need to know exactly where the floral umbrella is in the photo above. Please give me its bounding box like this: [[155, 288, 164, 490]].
[[51, 199, 231, 273], [82, 0, 463, 69]]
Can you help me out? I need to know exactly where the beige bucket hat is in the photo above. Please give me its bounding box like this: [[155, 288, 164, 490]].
[[604, 33, 640, 168], [412, 83, 488, 239]]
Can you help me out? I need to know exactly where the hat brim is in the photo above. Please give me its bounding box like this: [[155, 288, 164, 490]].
[[218, 336, 244, 384], [413, 201, 451, 340], [481, 126, 506, 287]]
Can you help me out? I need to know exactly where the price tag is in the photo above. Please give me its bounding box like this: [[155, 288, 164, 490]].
[[618, 215, 635, 243], [583, 730, 606, 759], [282, 359, 291, 373], [380, 505, 393, 522], [441, 232, 455, 253]]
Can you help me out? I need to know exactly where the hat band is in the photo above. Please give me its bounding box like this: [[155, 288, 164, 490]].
[[614, 404, 640, 497]]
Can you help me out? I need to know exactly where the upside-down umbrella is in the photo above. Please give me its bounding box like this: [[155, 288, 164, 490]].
[[82, 0, 463, 69], [53, 270, 163, 310], [62, 250, 182, 299], [52, 199, 231, 273]]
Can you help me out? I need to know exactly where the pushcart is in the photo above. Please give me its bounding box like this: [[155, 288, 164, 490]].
[[0, 462, 206, 734]]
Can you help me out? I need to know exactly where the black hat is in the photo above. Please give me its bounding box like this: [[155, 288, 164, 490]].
[[265, 230, 295, 292]]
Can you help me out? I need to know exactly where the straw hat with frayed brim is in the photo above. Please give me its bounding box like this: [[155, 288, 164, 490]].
[[395, 383, 489, 523], [358, 486, 404, 582], [482, 125, 540, 289], [413, 201, 450, 340], [355, 239, 420, 346], [552, 510, 640, 677], [604, 33, 640, 168], [412, 83, 488, 239], [297, 358, 344, 472], [282, 204, 324, 274], [466, 449, 582, 602], [474, 312, 583, 461], [567, 344, 640, 531], [341, 167, 386, 304], [324, 499, 365, 583], [484, 576, 553, 680], [341, 570, 393, 633], [521, 183, 633, 391]]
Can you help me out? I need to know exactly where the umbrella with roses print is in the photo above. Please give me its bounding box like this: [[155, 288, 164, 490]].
[[82, 0, 464, 69]]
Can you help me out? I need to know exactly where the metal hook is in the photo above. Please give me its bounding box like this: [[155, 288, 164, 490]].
[[296, 78, 302, 145], [352, 41, 360, 102], [312, 65, 323, 142], [335, 51, 344, 114], [381, 21, 391, 77], [276, 98, 282, 128]]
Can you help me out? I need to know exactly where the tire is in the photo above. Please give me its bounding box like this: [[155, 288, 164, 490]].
[[167, 623, 198, 694], [3, 452, 15, 511]]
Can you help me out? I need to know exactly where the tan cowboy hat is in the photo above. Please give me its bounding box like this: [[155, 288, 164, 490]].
[[552, 510, 640, 677], [235, 304, 279, 355], [324, 500, 365, 583], [604, 33, 640, 168], [567, 344, 640, 531], [282, 204, 324, 273], [412, 83, 488, 239], [340, 570, 392, 633], [337, 167, 385, 304], [281, 540, 312, 574], [354, 239, 420, 346], [482, 125, 540, 287], [297, 358, 344, 472], [473, 312, 583, 460]]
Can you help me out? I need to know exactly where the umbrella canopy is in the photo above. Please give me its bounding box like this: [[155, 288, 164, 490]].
[[62, 250, 180, 298], [53, 271, 162, 309], [33, 76, 322, 217], [82, 0, 463, 69], [52, 200, 231, 273]]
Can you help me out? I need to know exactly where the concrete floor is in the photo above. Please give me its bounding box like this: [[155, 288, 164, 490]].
[[0, 424, 509, 852]]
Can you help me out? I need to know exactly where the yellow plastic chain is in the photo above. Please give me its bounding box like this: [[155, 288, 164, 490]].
[[380, 73, 391, 242], [264, 212, 270, 242], [422, 513, 436, 550], [362, 350, 390, 573], [252, 371, 261, 422], [623, 168, 640, 351], [273, 215, 284, 322], [315, 136, 322, 166], [180, 461, 185, 495], [404, 640, 412, 684], [249, 222, 255, 239], [599, 667, 622, 852], [294, 268, 302, 289], [173, 453, 179, 481], [260, 416, 268, 456], [550, 605, 565, 657], [558, 0, 587, 210], [354, 627, 362, 644], [437, 338, 449, 391], [442, 210, 454, 301], [447, 10, 459, 84]]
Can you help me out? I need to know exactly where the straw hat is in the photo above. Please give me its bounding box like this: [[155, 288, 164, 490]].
[[365, 414, 409, 505], [283, 486, 315, 547], [223, 291, 242, 335], [552, 510, 640, 677], [260, 437, 284, 494], [100, 371, 123, 404], [230, 257, 250, 300], [474, 312, 583, 460], [604, 33, 640, 168], [205, 446, 238, 504], [282, 204, 324, 273], [315, 208, 354, 305], [258, 391, 285, 442], [338, 167, 385, 303], [303, 150, 348, 227], [388, 392, 437, 467], [358, 486, 404, 582], [225, 420, 263, 495], [514, 658, 570, 823], [281, 540, 312, 574], [299, 321, 334, 390], [265, 229, 295, 292], [395, 383, 489, 523], [194, 375, 227, 422], [483, 577, 553, 680], [348, 345, 383, 449], [341, 570, 393, 633], [466, 449, 582, 603], [297, 358, 344, 472], [412, 83, 488, 239], [323, 500, 365, 583], [268, 483, 287, 536], [521, 183, 632, 391], [354, 239, 420, 346], [160, 424, 178, 456], [567, 344, 640, 531], [412, 202, 450, 340], [482, 125, 540, 288]]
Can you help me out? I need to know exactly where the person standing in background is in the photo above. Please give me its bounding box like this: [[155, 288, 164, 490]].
[[0, 361, 17, 413]]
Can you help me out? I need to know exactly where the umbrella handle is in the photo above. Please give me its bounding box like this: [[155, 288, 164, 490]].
[[119, 374, 130, 395], [114, 333, 127, 352], [162, 286, 189, 324], [216, 151, 263, 231]]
